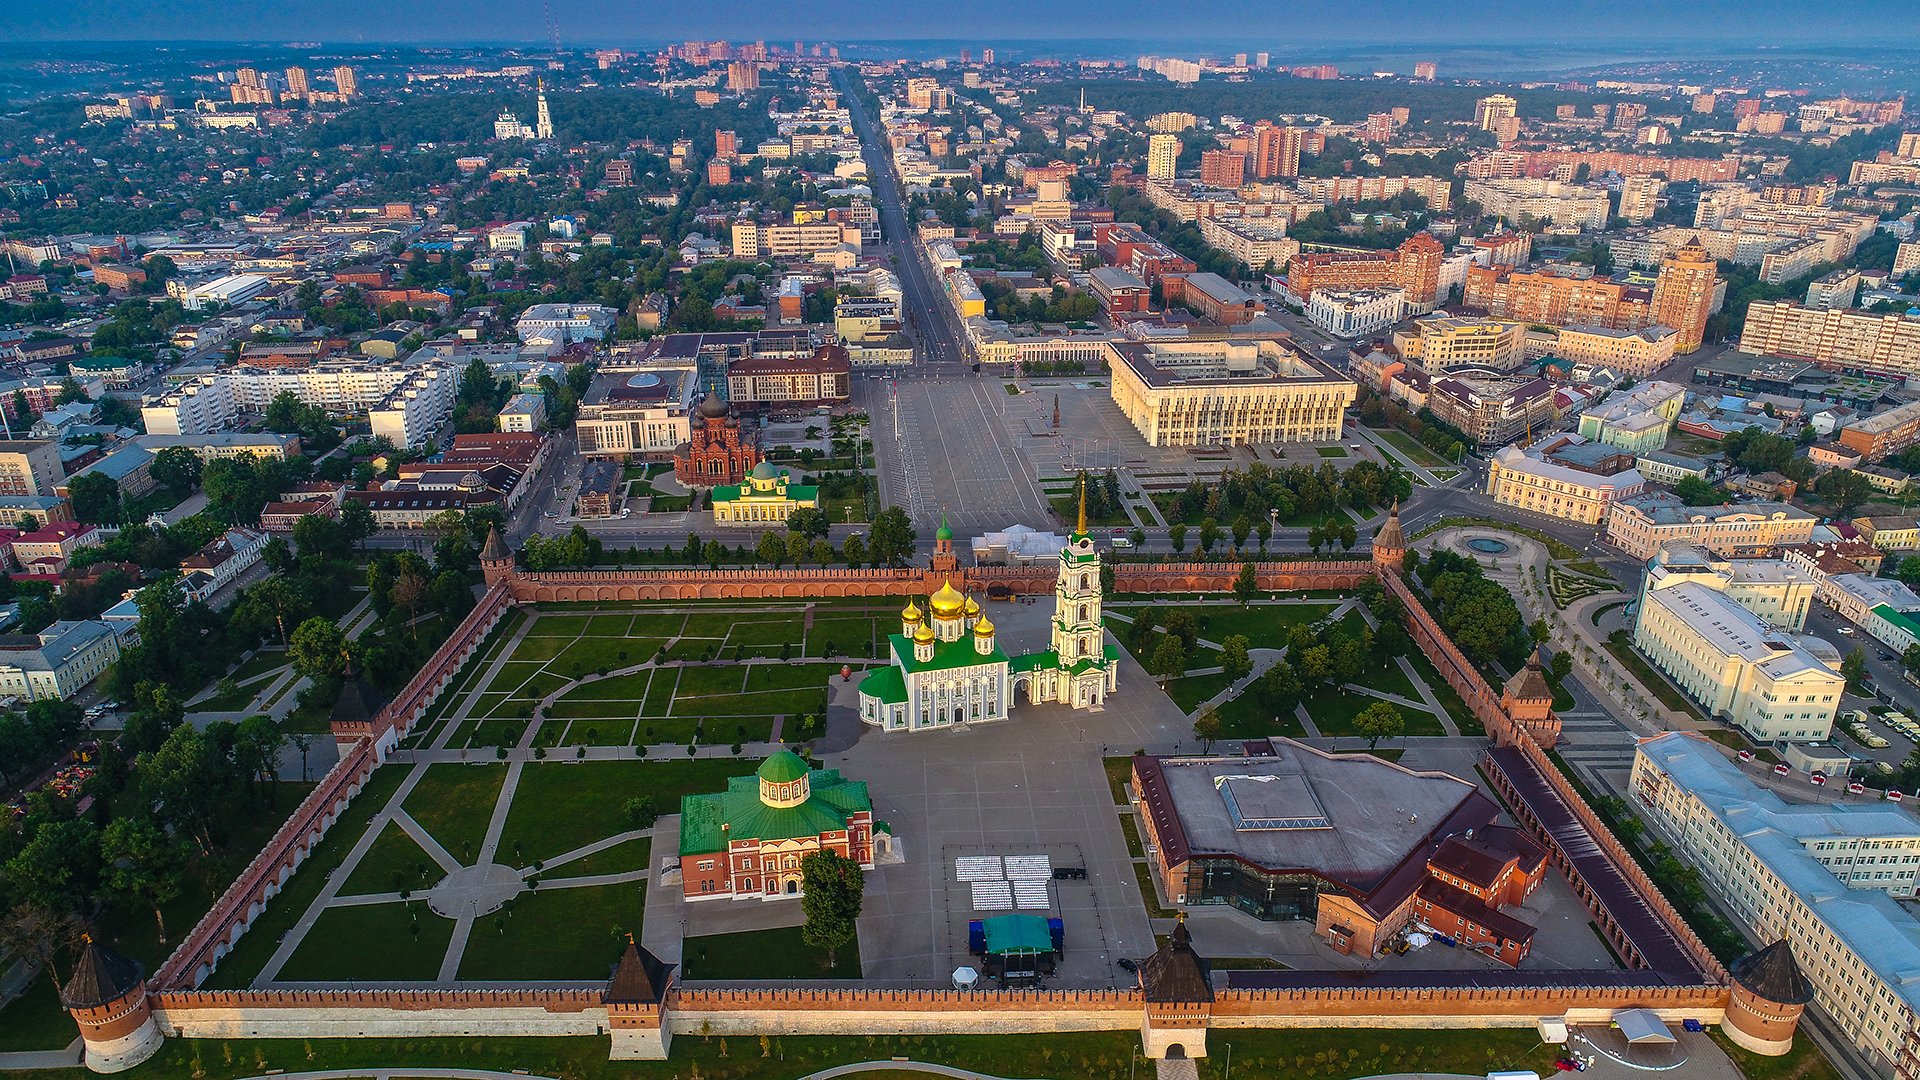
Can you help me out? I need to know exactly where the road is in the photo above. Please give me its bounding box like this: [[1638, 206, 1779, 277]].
[[835, 68, 970, 368]]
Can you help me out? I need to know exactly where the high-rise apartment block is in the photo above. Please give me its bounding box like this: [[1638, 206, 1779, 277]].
[[284, 67, 309, 100], [1199, 149, 1247, 188], [1146, 134, 1179, 181], [1612, 102, 1648, 133], [714, 129, 738, 161], [726, 61, 759, 91], [1474, 94, 1518, 133], [1617, 175, 1663, 224], [333, 66, 358, 98], [1251, 122, 1301, 179], [1649, 237, 1717, 353]]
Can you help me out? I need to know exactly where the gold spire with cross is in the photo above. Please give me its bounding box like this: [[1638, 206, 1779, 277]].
[[1076, 475, 1087, 536]]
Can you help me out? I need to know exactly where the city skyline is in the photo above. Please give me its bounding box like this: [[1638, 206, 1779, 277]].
[[5, 0, 1919, 48]]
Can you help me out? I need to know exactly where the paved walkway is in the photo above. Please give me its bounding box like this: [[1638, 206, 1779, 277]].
[[797, 1061, 1045, 1080], [0, 1043, 80, 1071]]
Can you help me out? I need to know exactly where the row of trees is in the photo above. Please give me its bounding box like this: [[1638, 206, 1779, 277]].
[[1161, 460, 1411, 533]]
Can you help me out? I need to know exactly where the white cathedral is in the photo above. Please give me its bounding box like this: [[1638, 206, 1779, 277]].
[[857, 510, 1120, 732]]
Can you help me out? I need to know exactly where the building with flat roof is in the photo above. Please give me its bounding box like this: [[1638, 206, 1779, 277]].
[[1103, 339, 1356, 447], [726, 344, 851, 410], [1426, 370, 1557, 449], [1166, 272, 1264, 325], [1306, 288, 1406, 338], [1633, 576, 1842, 742], [0, 440, 64, 497], [1740, 302, 1920, 379], [1391, 315, 1529, 373], [1642, 543, 1816, 632], [1605, 492, 1817, 560], [514, 303, 617, 344], [142, 362, 456, 449], [1525, 323, 1678, 377], [1577, 381, 1687, 454], [1485, 434, 1646, 525], [1633, 732, 1920, 1071], [1133, 744, 1546, 966], [1839, 400, 1920, 462]]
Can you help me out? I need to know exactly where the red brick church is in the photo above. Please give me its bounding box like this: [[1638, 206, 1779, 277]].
[[673, 391, 760, 487]]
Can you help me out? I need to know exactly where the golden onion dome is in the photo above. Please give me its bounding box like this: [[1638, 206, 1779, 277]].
[[929, 579, 967, 618], [963, 596, 981, 617], [912, 623, 936, 644], [972, 613, 996, 636], [901, 600, 923, 623]]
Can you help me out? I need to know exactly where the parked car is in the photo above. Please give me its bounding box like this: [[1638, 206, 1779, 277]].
[[1115, 958, 1138, 974]]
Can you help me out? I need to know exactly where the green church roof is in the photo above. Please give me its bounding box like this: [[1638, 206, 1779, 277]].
[[858, 665, 908, 704], [886, 632, 1009, 674], [679, 765, 873, 855], [758, 749, 810, 784]]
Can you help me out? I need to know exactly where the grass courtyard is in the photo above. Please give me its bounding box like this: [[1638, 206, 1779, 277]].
[[433, 606, 889, 750], [681, 925, 862, 980], [200, 753, 772, 989]]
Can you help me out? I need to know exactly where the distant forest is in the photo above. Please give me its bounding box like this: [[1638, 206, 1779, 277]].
[[311, 87, 777, 150]]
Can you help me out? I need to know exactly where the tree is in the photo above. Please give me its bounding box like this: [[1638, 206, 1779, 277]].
[[1672, 475, 1726, 506], [1230, 515, 1252, 551], [340, 499, 377, 549], [622, 796, 658, 830], [1842, 646, 1868, 691], [1149, 634, 1188, 684], [1905, 643, 1920, 680], [1168, 523, 1187, 553], [4, 817, 101, 916], [867, 507, 917, 567], [67, 471, 121, 524], [1198, 517, 1221, 554], [149, 446, 203, 498], [842, 533, 866, 567], [756, 531, 788, 568], [1233, 562, 1259, 605], [798, 849, 864, 968], [1192, 705, 1223, 752], [1220, 635, 1253, 682], [1815, 469, 1874, 517], [1353, 701, 1406, 751], [1256, 658, 1301, 712], [100, 817, 189, 945], [288, 617, 350, 681], [785, 506, 830, 539]]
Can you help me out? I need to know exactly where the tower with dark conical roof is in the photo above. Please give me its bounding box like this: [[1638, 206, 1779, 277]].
[[605, 936, 675, 1059], [61, 938, 162, 1072], [1136, 914, 1212, 1060], [1724, 941, 1814, 1056], [480, 525, 514, 588], [1371, 499, 1405, 572]]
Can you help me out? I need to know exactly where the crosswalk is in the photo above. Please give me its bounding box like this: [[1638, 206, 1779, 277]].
[[1555, 710, 1641, 781]]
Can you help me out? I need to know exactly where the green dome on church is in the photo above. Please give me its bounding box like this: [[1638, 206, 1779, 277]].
[[935, 513, 952, 542], [757, 750, 810, 784]]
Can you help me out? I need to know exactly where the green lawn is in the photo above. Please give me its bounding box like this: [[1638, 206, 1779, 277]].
[[339, 820, 436, 897], [457, 882, 645, 982], [0, 977, 75, 1052], [402, 764, 507, 866], [681, 925, 860, 980], [1315, 445, 1349, 458], [551, 836, 652, 879], [1303, 688, 1446, 739], [1373, 426, 1451, 467], [1166, 671, 1233, 714], [1605, 630, 1706, 718], [277, 902, 455, 982], [88, 1032, 1159, 1080], [496, 758, 762, 869], [185, 776, 398, 991]]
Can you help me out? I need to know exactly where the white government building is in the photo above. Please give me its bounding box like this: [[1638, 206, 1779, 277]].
[[1633, 732, 1920, 1074], [1632, 544, 1842, 743]]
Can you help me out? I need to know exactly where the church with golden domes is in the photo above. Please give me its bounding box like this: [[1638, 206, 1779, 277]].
[[857, 503, 1120, 732]]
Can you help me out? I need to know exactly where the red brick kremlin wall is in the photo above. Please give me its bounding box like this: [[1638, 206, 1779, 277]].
[[148, 554, 1728, 1044], [498, 560, 1372, 603]]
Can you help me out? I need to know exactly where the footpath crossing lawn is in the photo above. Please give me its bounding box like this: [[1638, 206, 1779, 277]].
[[496, 758, 764, 869], [402, 763, 507, 865]]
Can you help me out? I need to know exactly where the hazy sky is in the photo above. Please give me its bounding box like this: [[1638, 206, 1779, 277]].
[[2, 0, 1914, 46]]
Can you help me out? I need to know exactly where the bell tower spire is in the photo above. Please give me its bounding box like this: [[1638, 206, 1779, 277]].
[[1076, 476, 1087, 537]]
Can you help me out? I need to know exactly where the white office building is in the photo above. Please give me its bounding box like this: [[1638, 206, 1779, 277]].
[[1306, 288, 1408, 338], [514, 303, 618, 344], [1632, 575, 1843, 742], [1633, 732, 1920, 1074]]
